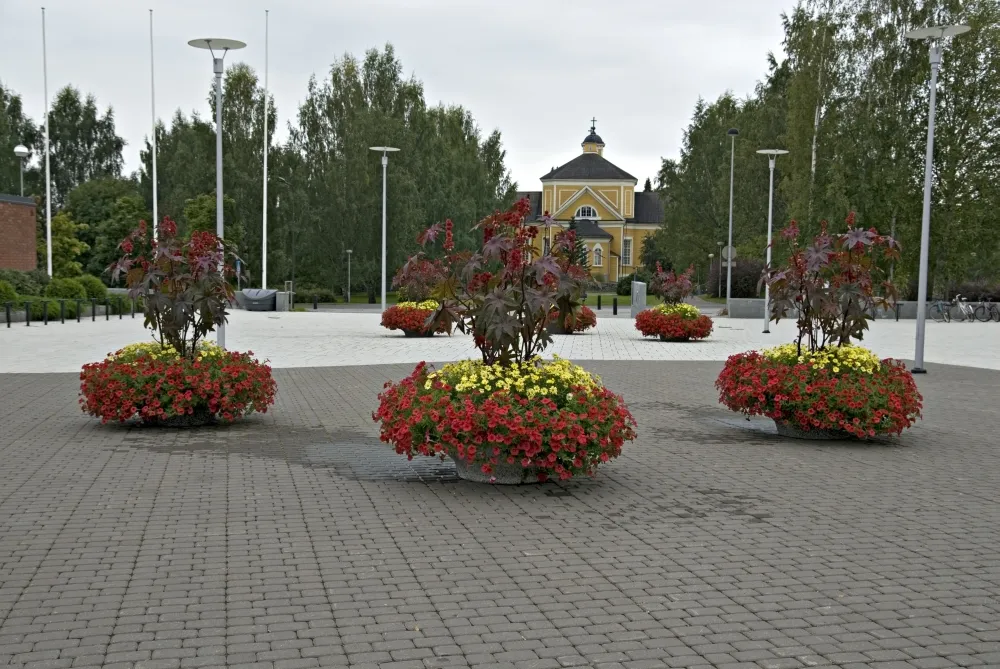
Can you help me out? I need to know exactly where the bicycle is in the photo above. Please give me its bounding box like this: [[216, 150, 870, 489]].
[[929, 299, 951, 323], [951, 294, 976, 322], [974, 298, 1000, 323]]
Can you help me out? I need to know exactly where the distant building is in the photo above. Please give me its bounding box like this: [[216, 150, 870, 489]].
[[0, 194, 37, 271], [519, 121, 663, 281]]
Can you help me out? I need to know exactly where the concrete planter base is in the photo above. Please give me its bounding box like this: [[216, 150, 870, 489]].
[[143, 408, 216, 428], [454, 457, 540, 484], [774, 420, 856, 441], [402, 329, 435, 338]]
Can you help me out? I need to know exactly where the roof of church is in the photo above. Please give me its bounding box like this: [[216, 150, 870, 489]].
[[540, 152, 637, 182], [515, 190, 664, 225], [582, 132, 604, 145], [570, 219, 613, 240]]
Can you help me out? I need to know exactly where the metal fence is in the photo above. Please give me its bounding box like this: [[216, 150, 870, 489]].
[[3, 296, 140, 327]]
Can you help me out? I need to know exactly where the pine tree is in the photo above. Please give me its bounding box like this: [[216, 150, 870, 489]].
[[568, 217, 589, 270], [644, 177, 652, 191]]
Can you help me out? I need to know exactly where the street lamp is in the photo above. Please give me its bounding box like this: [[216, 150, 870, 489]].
[[370, 146, 399, 313], [726, 128, 738, 314], [707, 253, 714, 295], [345, 249, 352, 303], [716, 241, 723, 298], [905, 23, 970, 374], [756, 149, 788, 334], [13, 145, 29, 196], [189, 37, 246, 349]]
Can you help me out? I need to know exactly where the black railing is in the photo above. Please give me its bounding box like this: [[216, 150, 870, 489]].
[[3, 297, 141, 327]]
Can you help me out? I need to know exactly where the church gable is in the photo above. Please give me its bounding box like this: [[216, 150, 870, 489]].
[[552, 186, 623, 221]]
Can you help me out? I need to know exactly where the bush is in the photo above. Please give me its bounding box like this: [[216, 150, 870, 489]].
[[945, 281, 1000, 302], [548, 305, 597, 333], [77, 274, 108, 300], [293, 287, 338, 304], [635, 303, 713, 341], [0, 280, 16, 304], [617, 269, 651, 296], [80, 341, 277, 424], [707, 258, 765, 299], [0, 269, 49, 296], [374, 357, 636, 482], [716, 345, 922, 438], [45, 277, 87, 300]]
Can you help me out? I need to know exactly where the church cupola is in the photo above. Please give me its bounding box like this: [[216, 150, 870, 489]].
[[581, 117, 604, 156]]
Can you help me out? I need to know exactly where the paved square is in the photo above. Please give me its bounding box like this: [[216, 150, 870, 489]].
[[1, 360, 999, 668]]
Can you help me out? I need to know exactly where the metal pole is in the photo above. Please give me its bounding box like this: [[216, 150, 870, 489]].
[[42, 7, 52, 277], [149, 9, 158, 238], [347, 253, 352, 302], [380, 152, 388, 313], [913, 42, 940, 374], [214, 55, 226, 349], [19, 159, 24, 197], [726, 134, 735, 314], [763, 156, 775, 334], [717, 253, 722, 298], [262, 9, 269, 289]]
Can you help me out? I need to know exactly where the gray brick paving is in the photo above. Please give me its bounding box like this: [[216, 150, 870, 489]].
[[1, 361, 999, 668]]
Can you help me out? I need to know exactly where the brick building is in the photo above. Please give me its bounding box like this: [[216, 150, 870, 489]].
[[0, 194, 37, 271]]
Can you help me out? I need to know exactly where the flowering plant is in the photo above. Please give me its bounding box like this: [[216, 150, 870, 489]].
[[80, 341, 276, 424], [374, 357, 636, 481], [380, 300, 447, 335], [715, 344, 921, 438], [392, 255, 448, 302], [635, 301, 712, 341], [110, 217, 240, 359], [649, 263, 695, 304], [763, 213, 900, 353]]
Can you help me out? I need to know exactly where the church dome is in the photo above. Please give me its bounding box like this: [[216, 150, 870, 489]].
[[583, 132, 604, 145]]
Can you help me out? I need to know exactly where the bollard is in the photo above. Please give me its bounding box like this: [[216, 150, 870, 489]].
[[5, 301, 10, 328], [42, 300, 49, 325], [895, 303, 900, 322], [24, 301, 30, 326], [613, 297, 618, 315], [118, 296, 123, 319], [75, 299, 82, 322], [131, 299, 136, 318], [313, 295, 318, 310], [91, 298, 97, 322], [60, 300, 65, 324], [597, 295, 602, 310], [105, 298, 110, 321]]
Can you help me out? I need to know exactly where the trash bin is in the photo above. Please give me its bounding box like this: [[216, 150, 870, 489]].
[[275, 291, 291, 312], [240, 288, 277, 311]]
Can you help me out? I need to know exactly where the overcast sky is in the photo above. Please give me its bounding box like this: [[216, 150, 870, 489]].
[[1, 0, 795, 191]]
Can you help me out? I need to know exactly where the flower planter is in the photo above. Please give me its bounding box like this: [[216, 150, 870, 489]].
[[546, 306, 596, 335], [636, 305, 713, 341], [402, 329, 435, 338], [774, 420, 855, 441], [659, 335, 691, 342], [143, 408, 216, 428], [453, 457, 540, 484]]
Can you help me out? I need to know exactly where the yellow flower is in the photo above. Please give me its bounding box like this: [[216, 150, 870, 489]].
[[397, 300, 439, 311]]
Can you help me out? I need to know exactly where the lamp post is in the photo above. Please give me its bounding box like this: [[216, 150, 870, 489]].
[[369, 147, 399, 312], [346, 249, 352, 303], [726, 128, 738, 314], [707, 253, 714, 295], [13, 145, 29, 196], [717, 241, 723, 298], [756, 149, 788, 334], [905, 24, 970, 374], [189, 37, 246, 349]]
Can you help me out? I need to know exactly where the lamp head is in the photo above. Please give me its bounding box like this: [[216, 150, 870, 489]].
[[905, 25, 971, 40], [188, 38, 247, 52], [756, 149, 789, 156], [14, 144, 30, 158], [727, 128, 739, 136], [369, 146, 400, 153]]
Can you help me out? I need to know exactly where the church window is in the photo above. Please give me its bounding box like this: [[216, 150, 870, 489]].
[[576, 205, 598, 219], [593, 246, 603, 267]]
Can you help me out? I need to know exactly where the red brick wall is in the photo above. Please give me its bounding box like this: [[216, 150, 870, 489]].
[[0, 198, 38, 271]]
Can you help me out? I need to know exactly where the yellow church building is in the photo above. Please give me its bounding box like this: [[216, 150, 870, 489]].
[[519, 122, 664, 282]]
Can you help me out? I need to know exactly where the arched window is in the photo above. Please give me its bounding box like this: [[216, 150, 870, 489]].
[[593, 245, 603, 267], [576, 205, 598, 219]]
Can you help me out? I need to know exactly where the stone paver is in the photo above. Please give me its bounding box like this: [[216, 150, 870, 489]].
[[2, 310, 999, 372], [1, 361, 999, 668]]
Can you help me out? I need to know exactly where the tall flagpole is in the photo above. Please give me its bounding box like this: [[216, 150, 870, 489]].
[[42, 7, 52, 277], [149, 9, 158, 237], [261, 9, 269, 289]]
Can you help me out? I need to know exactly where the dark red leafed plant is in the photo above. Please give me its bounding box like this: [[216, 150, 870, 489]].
[[649, 263, 695, 304]]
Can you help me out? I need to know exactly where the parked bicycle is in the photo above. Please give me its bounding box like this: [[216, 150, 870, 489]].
[[974, 298, 1000, 322], [929, 294, 977, 323]]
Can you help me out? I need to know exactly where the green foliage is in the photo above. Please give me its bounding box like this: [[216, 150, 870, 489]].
[[566, 219, 589, 270], [49, 212, 90, 278], [639, 233, 673, 274], [0, 83, 41, 196], [0, 269, 49, 296], [88, 195, 150, 278], [616, 269, 652, 296], [77, 274, 108, 300], [45, 277, 87, 300], [707, 258, 765, 298], [293, 287, 339, 304], [182, 193, 240, 249], [65, 177, 139, 270], [0, 280, 16, 303]]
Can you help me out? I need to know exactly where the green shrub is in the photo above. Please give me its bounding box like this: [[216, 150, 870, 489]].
[[0, 280, 16, 304], [707, 258, 765, 299], [294, 287, 338, 304], [616, 269, 652, 296], [45, 277, 87, 300], [0, 269, 48, 296], [77, 274, 108, 300]]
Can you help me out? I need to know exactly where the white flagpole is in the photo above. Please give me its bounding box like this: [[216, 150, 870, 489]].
[[42, 7, 52, 277], [150, 9, 158, 237], [262, 9, 269, 289]]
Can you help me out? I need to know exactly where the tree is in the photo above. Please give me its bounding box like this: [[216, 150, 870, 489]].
[[88, 195, 150, 280], [183, 193, 240, 249], [47, 212, 89, 278], [138, 111, 215, 227], [644, 177, 652, 191], [65, 177, 139, 272], [639, 233, 672, 274], [566, 218, 589, 270], [35, 86, 125, 206], [0, 83, 40, 196]]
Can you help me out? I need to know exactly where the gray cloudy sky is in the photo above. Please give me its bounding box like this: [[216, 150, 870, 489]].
[[1, 0, 794, 191]]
